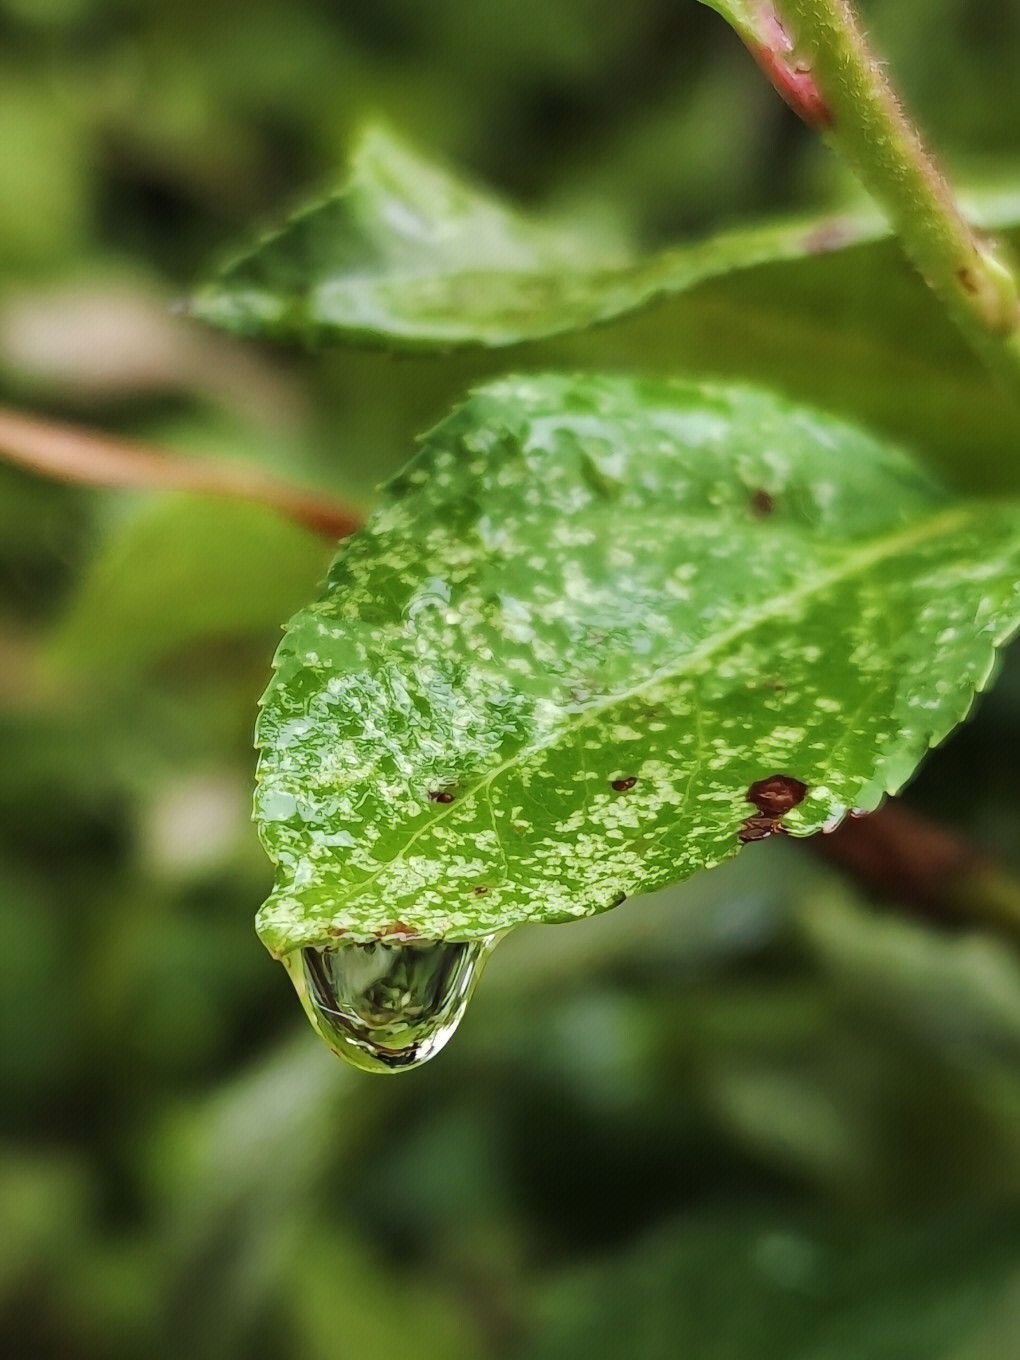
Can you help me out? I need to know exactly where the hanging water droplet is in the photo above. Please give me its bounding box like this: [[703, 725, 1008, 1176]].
[[283, 935, 499, 1074]]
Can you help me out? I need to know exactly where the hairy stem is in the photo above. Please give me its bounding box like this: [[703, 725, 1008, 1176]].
[[0, 406, 364, 541], [702, 0, 1020, 394]]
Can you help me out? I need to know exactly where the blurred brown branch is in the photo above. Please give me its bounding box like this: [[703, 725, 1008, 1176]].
[[814, 801, 1020, 940], [0, 405, 364, 541]]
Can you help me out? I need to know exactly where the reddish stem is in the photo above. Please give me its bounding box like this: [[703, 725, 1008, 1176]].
[[746, 10, 832, 130], [813, 802, 977, 917], [0, 406, 364, 542], [812, 801, 1020, 941]]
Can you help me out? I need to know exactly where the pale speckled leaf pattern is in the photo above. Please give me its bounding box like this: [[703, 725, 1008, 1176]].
[[192, 123, 1020, 352], [254, 375, 1020, 954]]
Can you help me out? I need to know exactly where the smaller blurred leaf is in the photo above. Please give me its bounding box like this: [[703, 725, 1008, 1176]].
[[192, 122, 1020, 353], [50, 496, 330, 676], [193, 123, 618, 348]]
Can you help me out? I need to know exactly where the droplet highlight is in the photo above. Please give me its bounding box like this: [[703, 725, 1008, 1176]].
[[284, 934, 499, 1074]]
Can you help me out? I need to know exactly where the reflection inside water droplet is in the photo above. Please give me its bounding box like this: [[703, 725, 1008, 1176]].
[[284, 935, 499, 1074]]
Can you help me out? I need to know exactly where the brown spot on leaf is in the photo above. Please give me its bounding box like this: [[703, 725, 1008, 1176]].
[[611, 776, 637, 792], [738, 814, 785, 844], [747, 774, 808, 817], [378, 921, 419, 940], [739, 773, 807, 844], [751, 488, 776, 517]]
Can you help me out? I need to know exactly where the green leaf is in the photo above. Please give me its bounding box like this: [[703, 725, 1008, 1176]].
[[563, 238, 1020, 493], [254, 374, 1020, 954], [192, 122, 1020, 354], [51, 496, 331, 676]]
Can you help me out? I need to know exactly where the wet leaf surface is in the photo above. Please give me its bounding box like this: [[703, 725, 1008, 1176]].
[[192, 123, 1020, 357], [254, 375, 1020, 950]]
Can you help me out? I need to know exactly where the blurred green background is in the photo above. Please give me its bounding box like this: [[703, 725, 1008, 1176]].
[[2, 1, 1020, 1356]]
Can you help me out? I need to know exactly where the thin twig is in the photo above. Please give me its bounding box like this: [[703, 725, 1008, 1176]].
[[0, 406, 364, 542], [813, 802, 1020, 943]]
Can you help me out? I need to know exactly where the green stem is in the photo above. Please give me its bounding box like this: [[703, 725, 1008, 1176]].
[[703, 0, 1020, 395]]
